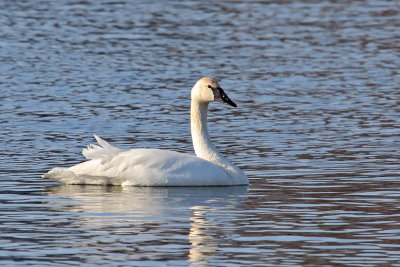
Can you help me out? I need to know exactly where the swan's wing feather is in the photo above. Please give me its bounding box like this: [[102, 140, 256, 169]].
[[82, 134, 123, 160], [93, 134, 112, 149], [65, 149, 232, 186]]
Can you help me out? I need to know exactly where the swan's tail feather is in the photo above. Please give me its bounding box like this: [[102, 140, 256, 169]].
[[82, 134, 123, 160]]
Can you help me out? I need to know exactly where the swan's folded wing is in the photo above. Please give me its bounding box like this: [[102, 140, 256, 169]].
[[82, 134, 124, 160]]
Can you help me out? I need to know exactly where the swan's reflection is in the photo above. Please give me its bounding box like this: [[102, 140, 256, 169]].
[[46, 185, 247, 264], [189, 206, 218, 264]]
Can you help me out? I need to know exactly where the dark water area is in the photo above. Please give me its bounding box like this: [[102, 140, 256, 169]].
[[1, 0, 400, 266]]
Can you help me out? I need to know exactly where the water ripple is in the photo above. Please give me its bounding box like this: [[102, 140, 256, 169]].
[[1, 0, 399, 265]]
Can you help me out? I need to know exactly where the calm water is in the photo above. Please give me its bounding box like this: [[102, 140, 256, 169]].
[[1, 0, 400, 266]]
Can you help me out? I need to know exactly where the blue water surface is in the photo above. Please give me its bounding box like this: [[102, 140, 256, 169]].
[[1, 0, 400, 266]]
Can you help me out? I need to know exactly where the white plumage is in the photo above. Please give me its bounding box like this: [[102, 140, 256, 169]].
[[43, 78, 248, 186], [82, 134, 123, 160]]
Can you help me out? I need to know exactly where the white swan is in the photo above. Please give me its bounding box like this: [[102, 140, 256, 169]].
[[43, 77, 248, 186]]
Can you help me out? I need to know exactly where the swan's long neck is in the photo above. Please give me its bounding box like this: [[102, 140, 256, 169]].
[[190, 100, 219, 161], [190, 100, 240, 177]]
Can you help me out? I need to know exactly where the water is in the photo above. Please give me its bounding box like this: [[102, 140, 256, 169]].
[[1, 0, 399, 265]]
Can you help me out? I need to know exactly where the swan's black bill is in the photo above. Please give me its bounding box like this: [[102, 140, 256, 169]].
[[212, 87, 237, 108]]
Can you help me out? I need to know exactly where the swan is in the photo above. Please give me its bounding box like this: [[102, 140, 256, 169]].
[[43, 77, 248, 186]]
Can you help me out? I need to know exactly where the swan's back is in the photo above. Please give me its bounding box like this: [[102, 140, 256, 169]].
[[45, 148, 233, 186]]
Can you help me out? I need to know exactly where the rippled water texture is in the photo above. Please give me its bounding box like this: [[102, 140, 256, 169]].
[[1, 0, 400, 266]]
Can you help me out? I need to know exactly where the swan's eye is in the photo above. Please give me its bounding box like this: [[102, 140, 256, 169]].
[[208, 85, 212, 89]]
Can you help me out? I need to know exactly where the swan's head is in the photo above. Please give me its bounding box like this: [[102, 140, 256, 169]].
[[191, 77, 237, 107]]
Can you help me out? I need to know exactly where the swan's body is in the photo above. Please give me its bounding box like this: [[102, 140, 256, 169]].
[[43, 78, 248, 186]]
